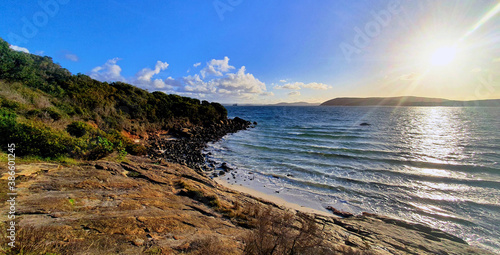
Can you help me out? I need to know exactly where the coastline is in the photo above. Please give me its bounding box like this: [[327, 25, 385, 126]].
[[1, 156, 493, 254], [214, 177, 334, 217]]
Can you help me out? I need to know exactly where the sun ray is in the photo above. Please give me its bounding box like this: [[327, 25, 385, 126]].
[[460, 2, 500, 41]]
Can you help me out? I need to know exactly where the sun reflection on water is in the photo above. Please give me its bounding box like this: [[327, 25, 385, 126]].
[[404, 107, 471, 166]]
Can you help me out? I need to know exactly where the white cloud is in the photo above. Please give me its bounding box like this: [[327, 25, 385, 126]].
[[279, 79, 287, 83], [261, 91, 275, 96], [89, 56, 271, 102], [136, 61, 169, 83], [9, 45, 29, 53], [64, 53, 79, 62], [209, 66, 266, 95], [301, 82, 331, 90], [399, 72, 421, 81], [89, 58, 172, 91], [183, 74, 214, 93], [275, 82, 331, 90], [35, 50, 45, 56], [89, 58, 125, 82], [165, 76, 182, 87], [152, 79, 168, 89], [275, 82, 302, 90], [200, 56, 235, 78], [193, 62, 201, 68], [288, 91, 301, 96]]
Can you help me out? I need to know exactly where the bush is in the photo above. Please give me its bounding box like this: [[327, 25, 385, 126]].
[[66, 121, 92, 137], [125, 142, 147, 156], [243, 207, 331, 255], [45, 107, 62, 121], [26, 107, 62, 121], [84, 136, 115, 160], [0, 97, 22, 111], [0, 119, 73, 158], [187, 236, 237, 255]]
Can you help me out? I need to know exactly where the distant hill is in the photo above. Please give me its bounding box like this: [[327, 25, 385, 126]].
[[272, 102, 321, 106], [320, 96, 500, 107]]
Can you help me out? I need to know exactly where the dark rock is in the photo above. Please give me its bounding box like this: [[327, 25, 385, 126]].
[[326, 206, 354, 218], [146, 116, 253, 173], [220, 162, 232, 171], [360, 122, 371, 126], [271, 174, 280, 179]]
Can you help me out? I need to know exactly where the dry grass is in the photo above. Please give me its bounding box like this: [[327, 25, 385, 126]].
[[243, 207, 333, 255], [186, 236, 239, 255], [0, 81, 29, 105], [0, 224, 97, 255]]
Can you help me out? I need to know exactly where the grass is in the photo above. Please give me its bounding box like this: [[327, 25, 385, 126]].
[[0, 151, 80, 166]]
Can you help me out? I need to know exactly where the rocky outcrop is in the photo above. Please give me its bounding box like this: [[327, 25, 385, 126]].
[[0, 157, 492, 254], [147, 117, 253, 173]]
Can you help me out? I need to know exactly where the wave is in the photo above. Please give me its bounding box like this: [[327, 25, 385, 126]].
[[217, 106, 500, 253]]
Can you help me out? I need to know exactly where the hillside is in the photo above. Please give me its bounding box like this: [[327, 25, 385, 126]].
[[0, 38, 231, 160], [272, 102, 321, 106], [321, 96, 500, 107]]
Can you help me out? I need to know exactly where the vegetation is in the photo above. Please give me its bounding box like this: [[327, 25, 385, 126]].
[[0, 37, 228, 160], [243, 207, 331, 255]]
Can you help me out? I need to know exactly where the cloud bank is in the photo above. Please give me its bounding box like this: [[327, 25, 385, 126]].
[[274, 82, 331, 90], [89, 56, 271, 101]]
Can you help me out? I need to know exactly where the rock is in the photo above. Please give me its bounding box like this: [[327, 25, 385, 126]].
[[220, 163, 232, 171], [147, 116, 253, 173], [326, 206, 354, 218], [272, 174, 280, 179], [133, 238, 145, 246], [360, 123, 371, 126], [95, 164, 108, 170]]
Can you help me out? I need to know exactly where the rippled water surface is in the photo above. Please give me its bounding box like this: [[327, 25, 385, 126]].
[[207, 106, 500, 252]]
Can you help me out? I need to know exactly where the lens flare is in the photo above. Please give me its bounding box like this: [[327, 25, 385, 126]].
[[460, 2, 500, 41]]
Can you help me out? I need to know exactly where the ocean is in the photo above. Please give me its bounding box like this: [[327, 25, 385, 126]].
[[206, 106, 500, 253]]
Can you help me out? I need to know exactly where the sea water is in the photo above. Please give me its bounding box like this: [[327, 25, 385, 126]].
[[207, 106, 500, 252]]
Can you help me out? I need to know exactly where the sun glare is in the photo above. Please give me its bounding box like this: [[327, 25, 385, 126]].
[[429, 46, 457, 67]]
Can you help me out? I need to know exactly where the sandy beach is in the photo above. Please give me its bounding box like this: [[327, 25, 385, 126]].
[[214, 177, 334, 217]]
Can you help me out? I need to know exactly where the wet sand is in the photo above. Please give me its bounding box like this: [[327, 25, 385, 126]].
[[214, 177, 334, 217]]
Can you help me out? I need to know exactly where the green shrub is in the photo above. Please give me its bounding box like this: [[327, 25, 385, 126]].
[[0, 119, 73, 158], [26, 107, 62, 121], [125, 143, 147, 156], [66, 121, 92, 137], [0, 97, 22, 110], [84, 136, 114, 160], [45, 107, 62, 121], [0, 108, 16, 119]]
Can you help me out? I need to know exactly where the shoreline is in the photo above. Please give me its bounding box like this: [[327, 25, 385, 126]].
[[214, 177, 334, 217], [1, 157, 493, 254]]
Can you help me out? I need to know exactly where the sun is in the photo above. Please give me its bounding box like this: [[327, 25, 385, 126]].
[[429, 46, 457, 67]]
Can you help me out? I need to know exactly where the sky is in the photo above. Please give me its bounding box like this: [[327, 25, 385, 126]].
[[0, 0, 499, 104]]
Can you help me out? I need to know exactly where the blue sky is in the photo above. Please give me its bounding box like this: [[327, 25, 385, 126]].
[[1, 0, 499, 104]]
